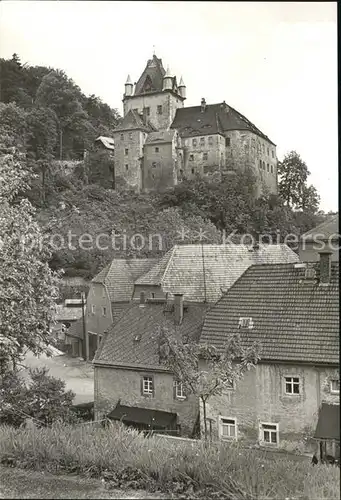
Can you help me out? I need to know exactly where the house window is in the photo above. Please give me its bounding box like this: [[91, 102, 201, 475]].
[[98, 335, 103, 346], [143, 107, 150, 116], [141, 376, 154, 396], [238, 317, 254, 329], [125, 164, 129, 171], [200, 137, 205, 146], [189, 154, 194, 161], [330, 379, 340, 394], [203, 152, 208, 160], [192, 138, 197, 146], [219, 417, 237, 440], [260, 423, 279, 445], [120, 134, 124, 140], [208, 136, 213, 145], [102, 306, 107, 317], [155, 147, 159, 153], [285, 377, 300, 395], [91, 305, 95, 314], [157, 105, 162, 115], [125, 148, 128, 155], [174, 380, 186, 400], [225, 137, 231, 147]]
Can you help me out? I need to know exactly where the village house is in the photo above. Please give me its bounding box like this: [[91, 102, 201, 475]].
[[199, 252, 339, 459], [133, 244, 299, 303], [93, 293, 208, 437], [299, 214, 339, 262]]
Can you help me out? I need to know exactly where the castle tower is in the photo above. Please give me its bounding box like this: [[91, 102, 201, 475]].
[[124, 75, 133, 97], [162, 66, 173, 91], [178, 76, 186, 99]]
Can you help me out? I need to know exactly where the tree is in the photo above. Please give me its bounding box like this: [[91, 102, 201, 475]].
[[158, 323, 261, 442], [0, 367, 76, 427], [278, 151, 320, 213], [0, 143, 60, 371]]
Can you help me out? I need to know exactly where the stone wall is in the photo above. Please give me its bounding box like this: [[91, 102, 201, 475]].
[[94, 365, 199, 436], [143, 141, 176, 192], [113, 130, 145, 191], [181, 134, 224, 182], [202, 361, 339, 452]]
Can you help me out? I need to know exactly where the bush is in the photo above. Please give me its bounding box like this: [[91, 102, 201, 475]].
[[0, 368, 77, 427], [0, 422, 339, 499]]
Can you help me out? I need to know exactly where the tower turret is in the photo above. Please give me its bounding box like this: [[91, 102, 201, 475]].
[[124, 75, 133, 97], [163, 66, 173, 91], [178, 76, 186, 99]]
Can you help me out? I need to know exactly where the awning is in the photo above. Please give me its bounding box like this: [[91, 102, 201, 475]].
[[107, 403, 177, 429], [314, 403, 340, 440]]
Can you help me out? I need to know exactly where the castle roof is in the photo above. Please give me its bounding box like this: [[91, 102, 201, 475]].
[[171, 101, 275, 144], [134, 55, 166, 95], [114, 109, 156, 133]]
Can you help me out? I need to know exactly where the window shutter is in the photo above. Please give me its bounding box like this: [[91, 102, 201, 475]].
[[140, 376, 144, 395]]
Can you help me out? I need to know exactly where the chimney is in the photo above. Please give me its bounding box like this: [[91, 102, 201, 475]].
[[201, 98, 206, 112], [319, 251, 332, 284], [174, 293, 184, 325], [139, 291, 146, 307]]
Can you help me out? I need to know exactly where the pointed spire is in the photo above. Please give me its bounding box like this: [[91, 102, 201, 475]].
[[179, 76, 185, 87], [165, 66, 172, 78], [125, 74, 132, 85]]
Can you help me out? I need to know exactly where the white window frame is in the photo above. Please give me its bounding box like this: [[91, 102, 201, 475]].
[[142, 376, 154, 395], [174, 381, 186, 400], [260, 422, 279, 446], [284, 376, 300, 395], [219, 416, 238, 441], [330, 379, 340, 394], [238, 317, 254, 329]]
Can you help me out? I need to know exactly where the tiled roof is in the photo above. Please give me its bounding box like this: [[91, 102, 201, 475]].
[[301, 215, 339, 241], [94, 301, 209, 369], [171, 101, 275, 144], [92, 258, 159, 302], [95, 136, 115, 150], [54, 305, 83, 322], [314, 403, 340, 440], [135, 244, 299, 303], [114, 109, 155, 132], [200, 262, 339, 364], [134, 55, 166, 95], [145, 130, 176, 145]]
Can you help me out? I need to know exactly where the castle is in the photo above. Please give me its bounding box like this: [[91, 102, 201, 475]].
[[112, 54, 278, 195]]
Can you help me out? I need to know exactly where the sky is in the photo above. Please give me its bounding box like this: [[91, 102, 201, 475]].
[[0, 1, 338, 212]]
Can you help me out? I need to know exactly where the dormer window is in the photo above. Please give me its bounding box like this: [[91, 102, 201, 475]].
[[238, 317, 254, 329]]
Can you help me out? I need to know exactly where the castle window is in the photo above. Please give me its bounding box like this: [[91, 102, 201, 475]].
[[208, 136, 213, 145], [192, 138, 197, 146], [191, 168, 195, 174], [259, 159, 262, 169], [272, 150, 275, 158], [155, 147, 159, 153], [262, 144, 265, 153], [270, 165, 273, 173], [203, 152, 208, 160], [125, 148, 128, 155], [120, 134, 124, 140], [225, 137, 231, 147], [143, 107, 150, 116], [200, 137, 205, 146], [267, 164, 269, 172], [129, 132, 133, 140], [189, 154, 194, 161], [125, 164, 128, 171], [179, 169, 183, 175], [157, 105, 162, 115], [152, 162, 157, 168], [267, 147, 270, 156]]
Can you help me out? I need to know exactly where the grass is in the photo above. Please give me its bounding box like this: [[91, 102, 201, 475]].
[[0, 422, 339, 500]]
